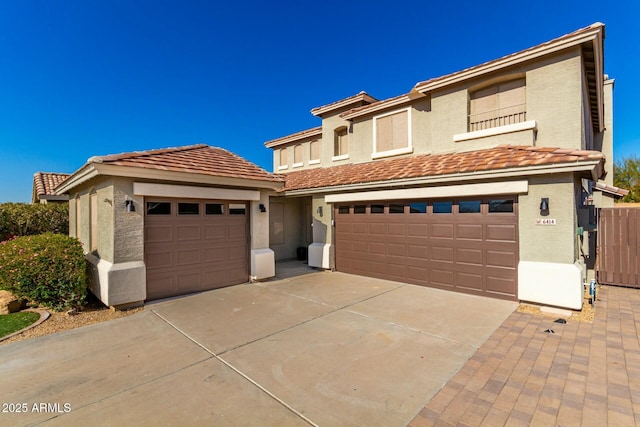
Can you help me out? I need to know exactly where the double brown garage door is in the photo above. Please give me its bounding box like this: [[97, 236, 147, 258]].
[[335, 198, 518, 300], [144, 199, 248, 300]]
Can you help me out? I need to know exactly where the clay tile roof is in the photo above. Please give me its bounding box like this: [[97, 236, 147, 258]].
[[92, 144, 283, 183], [282, 146, 604, 192], [33, 172, 70, 197]]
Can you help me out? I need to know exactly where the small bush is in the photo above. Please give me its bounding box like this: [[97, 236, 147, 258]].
[[0, 203, 69, 241], [0, 233, 87, 311]]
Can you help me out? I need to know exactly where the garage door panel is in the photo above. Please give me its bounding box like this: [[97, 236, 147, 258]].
[[228, 224, 246, 238], [456, 271, 483, 291], [407, 244, 428, 259], [177, 248, 202, 266], [486, 224, 517, 242], [486, 250, 517, 268], [431, 269, 455, 287], [147, 251, 173, 269], [456, 248, 483, 265], [431, 247, 454, 262], [486, 276, 517, 295], [407, 223, 428, 237], [387, 243, 405, 257], [335, 198, 518, 301], [146, 226, 173, 243], [205, 225, 227, 239], [457, 224, 483, 240], [204, 247, 228, 262], [177, 225, 201, 241], [431, 223, 454, 238]]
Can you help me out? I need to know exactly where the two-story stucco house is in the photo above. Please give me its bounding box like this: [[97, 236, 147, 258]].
[[265, 22, 614, 310], [57, 23, 615, 311]]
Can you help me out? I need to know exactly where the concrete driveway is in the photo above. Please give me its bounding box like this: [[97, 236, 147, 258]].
[[0, 269, 515, 426]]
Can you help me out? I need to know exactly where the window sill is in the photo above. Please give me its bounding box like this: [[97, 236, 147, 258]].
[[309, 159, 321, 165], [453, 120, 537, 142], [332, 154, 349, 162], [372, 146, 413, 160], [278, 165, 289, 171], [292, 162, 304, 168]]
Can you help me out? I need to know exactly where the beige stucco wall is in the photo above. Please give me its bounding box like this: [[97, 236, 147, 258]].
[[518, 173, 577, 264], [269, 196, 310, 260], [111, 178, 144, 264], [527, 48, 583, 150]]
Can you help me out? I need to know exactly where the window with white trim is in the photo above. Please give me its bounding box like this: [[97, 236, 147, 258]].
[[373, 108, 411, 158], [469, 78, 526, 131]]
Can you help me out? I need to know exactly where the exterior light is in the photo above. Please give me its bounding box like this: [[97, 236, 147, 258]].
[[540, 198, 549, 216], [259, 203, 267, 213], [317, 206, 323, 216], [126, 200, 135, 212]]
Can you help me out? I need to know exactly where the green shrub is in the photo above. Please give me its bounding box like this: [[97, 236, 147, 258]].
[[0, 233, 87, 311], [0, 203, 69, 241]]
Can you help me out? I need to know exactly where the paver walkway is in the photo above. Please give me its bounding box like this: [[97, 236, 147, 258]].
[[409, 285, 640, 426]]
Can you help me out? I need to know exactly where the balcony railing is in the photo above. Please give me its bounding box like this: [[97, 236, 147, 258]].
[[469, 104, 526, 132]]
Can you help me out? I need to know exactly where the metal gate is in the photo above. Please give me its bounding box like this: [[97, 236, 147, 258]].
[[597, 207, 640, 287]]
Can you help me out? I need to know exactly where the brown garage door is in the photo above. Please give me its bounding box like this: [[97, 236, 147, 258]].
[[334, 198, 518, 300], [145, 199, 248, 300]]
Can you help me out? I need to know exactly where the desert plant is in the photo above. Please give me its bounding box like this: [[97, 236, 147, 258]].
[[0, 203, 69, 241], [0, 233, 87, 311]]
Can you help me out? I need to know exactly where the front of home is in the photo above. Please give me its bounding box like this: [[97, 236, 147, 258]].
[[57, 23, 617, 310]]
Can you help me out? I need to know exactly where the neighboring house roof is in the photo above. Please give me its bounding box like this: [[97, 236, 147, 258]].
[[341, 23, 605, 127], [281, 146, 604, 194], [57, 144, 284, 194], [264, 126, 322, 148], [32, 172, 70, 202], [595, 181, 629, 198]]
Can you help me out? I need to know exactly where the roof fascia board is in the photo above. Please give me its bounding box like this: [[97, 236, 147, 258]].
[[95, 164, 284, 190], [264, 127, 323, 148], [413, 27, 602, 94], [325, 180, 529, 203], [55, 164, 99, 194], [341, 95, 415, 120], [133, 182, 261, 201], [283, 160, 601, 196], [311, 93, 378, 117]]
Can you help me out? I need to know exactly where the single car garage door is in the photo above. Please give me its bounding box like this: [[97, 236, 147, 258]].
[[145, 199, 249, 300], [334, 198, 518, 300]]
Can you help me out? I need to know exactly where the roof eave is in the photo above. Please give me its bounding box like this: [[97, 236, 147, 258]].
[[413, 24, 604, 95], [282, 160, 603, 196], [264, 127, 323, 148]]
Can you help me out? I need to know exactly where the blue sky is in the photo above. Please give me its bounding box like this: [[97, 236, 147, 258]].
[[1, 0, 638, 202]]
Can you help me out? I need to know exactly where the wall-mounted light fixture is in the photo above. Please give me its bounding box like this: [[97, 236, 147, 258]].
[[316, 206, 323, 217], [540, 198, 549, 216], [259, 203, 267, 213], [125, 200, 135, 213]]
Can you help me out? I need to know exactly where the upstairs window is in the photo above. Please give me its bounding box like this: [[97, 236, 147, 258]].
[[469, 78, 525, 132], [309, 139, 320, 163], [278, 148, 288, 170], [293, 144, 303, 167], [374, 108, 411, 157], [333, 127, 349, 159]]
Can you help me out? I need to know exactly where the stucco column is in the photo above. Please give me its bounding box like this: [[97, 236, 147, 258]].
[[250, 190, 275, 280], [309, 195, 332, 269]]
